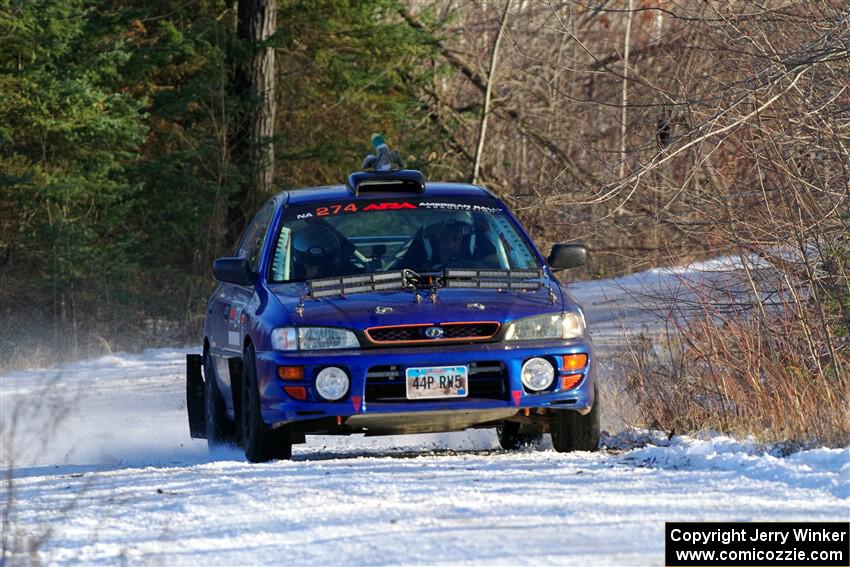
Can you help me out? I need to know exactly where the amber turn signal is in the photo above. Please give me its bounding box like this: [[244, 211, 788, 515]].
[[562, 354, 588, 372], [561, 373, 583, 391], [284, 386, 307, 400], [278, 366, 304, 380]]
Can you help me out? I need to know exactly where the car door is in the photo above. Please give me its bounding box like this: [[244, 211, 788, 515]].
[[209, 201, 277, 387]]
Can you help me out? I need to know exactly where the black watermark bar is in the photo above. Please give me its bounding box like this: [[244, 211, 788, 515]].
[[666, 522, 849, 567]]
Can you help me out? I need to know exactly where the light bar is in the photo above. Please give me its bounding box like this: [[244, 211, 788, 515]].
[[311, 287, 343, 298], [343, 284, 371, 294], [443, 268, 543, 290], [478, 270, 507, 278], [374, 272, 403, 282], [509, 281, 540, 290], [309, 277, 343, 298], [510, 269, 541, 279], [310, 278, 342, 290], [308, 271, 407, 299], [446, 269, 478, 278], [445, 268, 542, 279]]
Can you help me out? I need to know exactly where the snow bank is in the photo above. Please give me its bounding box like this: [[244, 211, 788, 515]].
[[616, 432, 850, 500]]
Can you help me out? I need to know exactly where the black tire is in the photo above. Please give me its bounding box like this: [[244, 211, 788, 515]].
[[551, 383, 600, 453], [204, 348, 235, 449], [496, 421, 543, 450], [241, 344, 292, 462]]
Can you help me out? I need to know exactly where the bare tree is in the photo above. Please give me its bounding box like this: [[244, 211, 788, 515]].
[[472, 0, 512, 185], [405, 0, 849, 441]]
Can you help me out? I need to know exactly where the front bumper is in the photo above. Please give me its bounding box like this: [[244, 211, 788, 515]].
[[254, 339, 595, 431]]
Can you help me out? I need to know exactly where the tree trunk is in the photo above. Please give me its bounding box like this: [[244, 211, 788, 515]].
[[472, 0, 511, 186], [228, 0, 277, 244], [618, 0, 634, 181]]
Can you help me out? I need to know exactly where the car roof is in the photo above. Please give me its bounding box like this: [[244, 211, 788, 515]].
[[281, 182, 495, 206]]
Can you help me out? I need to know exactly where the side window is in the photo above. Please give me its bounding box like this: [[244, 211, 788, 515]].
[[489, 214, 536, 268], [235, 202, 276, 273]]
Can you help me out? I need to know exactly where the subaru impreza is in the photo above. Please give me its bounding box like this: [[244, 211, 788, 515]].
[[186, 165, 598, 461]]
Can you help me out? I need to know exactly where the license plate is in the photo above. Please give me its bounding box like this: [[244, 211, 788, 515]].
[[405, 366, 469, 400]]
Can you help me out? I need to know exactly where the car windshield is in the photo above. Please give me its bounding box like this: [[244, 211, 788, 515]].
[[268, 196, 539, 282]]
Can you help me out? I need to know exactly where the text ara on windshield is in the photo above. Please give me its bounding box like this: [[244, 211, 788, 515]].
[[186, 134, 598, 462], [293, 200, 504, 220]]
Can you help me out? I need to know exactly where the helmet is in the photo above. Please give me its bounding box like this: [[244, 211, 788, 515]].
[[431, 218, 473, 243], [292, 225, 340, 267], [439, 218, 472, 236], [429, 218, 473, 266]]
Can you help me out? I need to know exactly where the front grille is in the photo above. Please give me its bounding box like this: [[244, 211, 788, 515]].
[[365, 322, 499, 345], [364, 362, 507, 403], [369, 328, 419, 342]]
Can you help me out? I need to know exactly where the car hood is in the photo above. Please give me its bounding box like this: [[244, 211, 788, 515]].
[[267, 283, 571, 330]]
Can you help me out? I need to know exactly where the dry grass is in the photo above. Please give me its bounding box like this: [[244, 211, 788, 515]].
[[1, 370, 87, 565], [622, 294, 850, 447]]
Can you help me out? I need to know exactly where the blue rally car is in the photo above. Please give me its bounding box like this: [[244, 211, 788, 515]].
[[186, 152, 598, 462]]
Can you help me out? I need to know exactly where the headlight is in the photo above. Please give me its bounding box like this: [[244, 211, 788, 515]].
[[315, 366, 350, 401], [504, 312, 585, 341], [271, 327, 360, 351], [521, 357, 555, 391]]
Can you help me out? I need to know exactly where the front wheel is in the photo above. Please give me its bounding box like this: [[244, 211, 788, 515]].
[[551, 383, 600, 453], [241, 344, 292, 462], [496, 422, 542, 449]]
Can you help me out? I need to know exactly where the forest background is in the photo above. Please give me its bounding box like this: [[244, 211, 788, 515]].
[[1, 1, 847, 442]]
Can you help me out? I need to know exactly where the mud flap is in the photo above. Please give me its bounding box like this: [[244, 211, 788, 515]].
[[228, 357, 244, 444], [186, 353, 207, 439]]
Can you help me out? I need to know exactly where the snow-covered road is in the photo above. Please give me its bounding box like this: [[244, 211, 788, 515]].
[[2, 262, 848, 565]]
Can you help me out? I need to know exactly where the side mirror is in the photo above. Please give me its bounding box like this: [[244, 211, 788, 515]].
[[548, 243, 587, 271], [213, 257, 254, 286]]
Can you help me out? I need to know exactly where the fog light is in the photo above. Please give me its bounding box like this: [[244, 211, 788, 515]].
[[521, 357, 554, 391], [315, 366, 349, 401], [561, 373, 583, 391], [284, 386, 307, 401]]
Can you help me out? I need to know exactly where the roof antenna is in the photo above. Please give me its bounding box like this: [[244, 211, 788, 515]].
[[362, 134, 405, 172]]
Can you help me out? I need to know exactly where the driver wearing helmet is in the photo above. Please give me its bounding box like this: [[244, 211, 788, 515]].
[[430, 218, 473, 269], [291, 224, 342, 280]]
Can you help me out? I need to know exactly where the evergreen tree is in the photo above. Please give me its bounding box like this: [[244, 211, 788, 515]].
[[0, 0, 146, 352], [0, 0, 446, 364]]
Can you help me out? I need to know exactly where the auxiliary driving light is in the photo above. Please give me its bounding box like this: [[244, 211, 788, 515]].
[[277, 366, 304, 380], [521, 357, 555, 391], [315, 366, 350, 401]]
